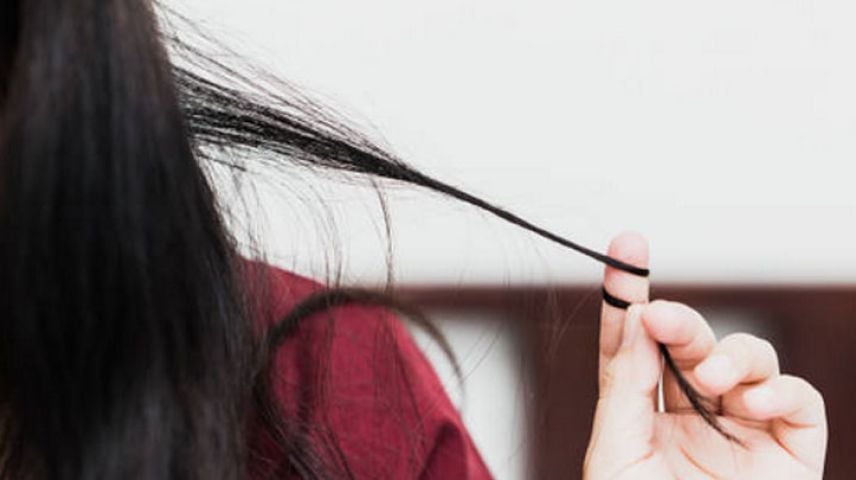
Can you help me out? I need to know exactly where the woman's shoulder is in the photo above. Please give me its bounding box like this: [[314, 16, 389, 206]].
[[246, 259, 493, 479]]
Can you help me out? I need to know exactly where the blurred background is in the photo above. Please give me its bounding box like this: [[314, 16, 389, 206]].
[[171, 0, 856, 477]]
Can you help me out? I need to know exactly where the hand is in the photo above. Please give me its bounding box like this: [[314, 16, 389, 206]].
[[583, 233, 827, 479]]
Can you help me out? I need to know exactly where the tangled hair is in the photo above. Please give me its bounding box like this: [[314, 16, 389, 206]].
[[0, 0, 724, 478]]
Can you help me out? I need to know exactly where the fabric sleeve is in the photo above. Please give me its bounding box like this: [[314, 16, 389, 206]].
[[258, 263, 494, 479]]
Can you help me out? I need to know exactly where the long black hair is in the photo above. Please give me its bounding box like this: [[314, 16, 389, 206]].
[[0, 0, 720, 478]]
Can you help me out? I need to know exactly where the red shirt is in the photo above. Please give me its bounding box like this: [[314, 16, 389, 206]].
[[250, 262, 493, 479]]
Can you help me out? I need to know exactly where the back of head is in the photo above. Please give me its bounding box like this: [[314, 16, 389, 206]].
[[0, 1, 254, 478]]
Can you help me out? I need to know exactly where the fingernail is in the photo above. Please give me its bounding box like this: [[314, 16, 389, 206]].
[[744, 385, 775, 412], [620, 305, 642, 348], [695, 354, 736, 390]]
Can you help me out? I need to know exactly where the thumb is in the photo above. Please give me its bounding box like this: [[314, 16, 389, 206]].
[[585, 305, 662, 477]]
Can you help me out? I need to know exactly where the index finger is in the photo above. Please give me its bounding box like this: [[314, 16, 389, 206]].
[[599, 232, 650, 365]]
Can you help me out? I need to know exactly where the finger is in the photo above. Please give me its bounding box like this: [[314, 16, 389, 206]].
[[722, 375, 827, 471], [599, 232, 650, 385], [693, 333, 779, 397], [640, 300, 717, 412], [586, 305, 661, 475]]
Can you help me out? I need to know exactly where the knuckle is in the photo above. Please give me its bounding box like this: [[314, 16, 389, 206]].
[[721, 331, 754, 347], [785, 374, 825, 408], [679, 304, 706, 333], [756, 338, 779, 366], [694, 319, 716, 347], [720, 333, 779, 372], [643, 299, 675, 321], [673, 303, 706, 340], [720, 332, 754, 358], [645, 299, 673, 318], [648, 299, 671, 309]]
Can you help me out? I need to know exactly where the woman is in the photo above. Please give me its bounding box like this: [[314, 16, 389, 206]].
[[0, 0, 826, 478]]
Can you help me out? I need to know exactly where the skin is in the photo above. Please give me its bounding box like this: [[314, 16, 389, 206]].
[[584, 232, 828, 479]]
